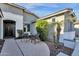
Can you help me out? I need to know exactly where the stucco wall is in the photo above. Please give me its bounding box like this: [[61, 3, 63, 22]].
[[0, 3, 38, 39], [74, 24, 79, 29], [45, 18, 55, 41], [55, 14, 64, 34], [23, 12, 37, 24], [64, 12, 74, 32], [45, 14, 64, 41], [0, 4, 23, 39], [23, 12, 37, 35], [0, 4, 23, 15], [30, 23, 37, 35], [46, 13, 74, 41]]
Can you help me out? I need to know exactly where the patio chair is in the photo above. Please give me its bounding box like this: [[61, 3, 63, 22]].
[[57, 40, 79, 56]]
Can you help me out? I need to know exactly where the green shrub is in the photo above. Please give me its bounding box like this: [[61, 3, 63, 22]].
[[36, 20, 48, 41]]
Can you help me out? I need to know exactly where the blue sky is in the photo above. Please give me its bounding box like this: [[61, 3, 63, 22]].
[[18, 3, 79, 20]]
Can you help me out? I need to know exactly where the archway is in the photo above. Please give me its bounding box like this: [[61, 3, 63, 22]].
[[3, 20, 16, 38]]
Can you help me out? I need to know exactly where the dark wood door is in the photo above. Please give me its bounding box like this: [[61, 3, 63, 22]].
[[4, 21, 15, 38]]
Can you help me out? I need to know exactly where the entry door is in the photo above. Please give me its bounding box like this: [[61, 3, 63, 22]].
[[4, 22, 15, 38]]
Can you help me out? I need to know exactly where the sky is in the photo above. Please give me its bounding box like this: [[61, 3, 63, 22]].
[[18, 3, 79, 20]]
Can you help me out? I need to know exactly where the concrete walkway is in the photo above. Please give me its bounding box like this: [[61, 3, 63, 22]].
[[0, 39, 23, 56]]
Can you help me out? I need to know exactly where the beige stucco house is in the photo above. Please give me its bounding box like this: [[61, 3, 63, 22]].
[[0, 3, 39, 39], [40, 8, 76, 41]]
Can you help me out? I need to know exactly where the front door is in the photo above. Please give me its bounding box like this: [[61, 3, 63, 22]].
[[3, 20, 15, 38]]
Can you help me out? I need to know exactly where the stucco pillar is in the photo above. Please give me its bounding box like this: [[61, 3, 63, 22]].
[[64, 13, 70, 32], [1, 18, 3, 39], [30, 23, 37, 35], [48, 23, 55, 42]]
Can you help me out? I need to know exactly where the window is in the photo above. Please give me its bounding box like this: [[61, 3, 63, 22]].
[[27, 24, 30, 31], [24, 27, 26, 32], [52, 17, 55, 22]]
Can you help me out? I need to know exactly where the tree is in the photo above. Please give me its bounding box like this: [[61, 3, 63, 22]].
[[36, 20, 48, 41], [52, 20, 63, 44]]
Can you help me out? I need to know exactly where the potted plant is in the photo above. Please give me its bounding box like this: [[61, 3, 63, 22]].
[[17, 30, 23, 38]]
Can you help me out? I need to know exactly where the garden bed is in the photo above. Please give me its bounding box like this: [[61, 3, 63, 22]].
[[45, 41, 73, 56]]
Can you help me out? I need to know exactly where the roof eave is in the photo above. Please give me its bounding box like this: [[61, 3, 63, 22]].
[[7, 3, 39, 19], [40, 8, 73, 20], [24, 9, 39, 18]]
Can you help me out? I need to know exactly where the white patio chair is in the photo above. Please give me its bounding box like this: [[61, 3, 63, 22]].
[[57, 40, 79, 56]]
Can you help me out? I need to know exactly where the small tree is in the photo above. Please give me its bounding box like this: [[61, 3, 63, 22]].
[[52, 20, 63, 44], [36, 20, 48, 41], [53, 32, 56, 44]]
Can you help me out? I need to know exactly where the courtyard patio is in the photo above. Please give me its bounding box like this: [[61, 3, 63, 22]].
[[0, 31, 79, 56], [0, 39, 50, 56], [0, 38, 78, 56]]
